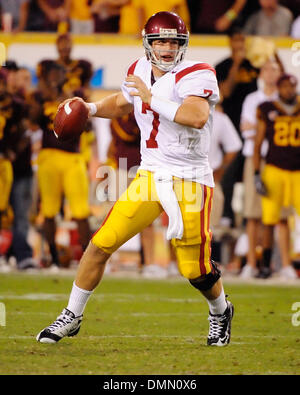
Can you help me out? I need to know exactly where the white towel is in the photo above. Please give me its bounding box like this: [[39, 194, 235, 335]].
[[153, 170, 184, 240]]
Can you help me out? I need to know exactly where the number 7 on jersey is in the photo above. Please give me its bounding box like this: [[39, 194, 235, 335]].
[[142, 102, 160, 148]]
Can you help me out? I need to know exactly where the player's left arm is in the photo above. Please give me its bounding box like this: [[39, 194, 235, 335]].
[[126, 75, 210, 129], [253, 108, 266, 172], [173, 96, 209, 129]]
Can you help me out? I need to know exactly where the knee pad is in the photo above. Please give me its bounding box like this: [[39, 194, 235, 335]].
[[189, 261, 221, 291], [92, 226, 118, 254], [175, 244, 212, 279]]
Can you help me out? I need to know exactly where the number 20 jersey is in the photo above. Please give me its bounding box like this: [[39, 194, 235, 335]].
[[257, 99, 300, 171], [121, 57, 220, 187]]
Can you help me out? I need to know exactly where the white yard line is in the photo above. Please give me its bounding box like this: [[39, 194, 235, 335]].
[[0, 293, 208, 303], [1, 269, 300, 286], [0, 334, 289, 344], [4, 311, 294, 318], [0, 292, 284, 302]]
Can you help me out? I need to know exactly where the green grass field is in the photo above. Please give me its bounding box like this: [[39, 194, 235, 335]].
[[0, 272, 300, 375]]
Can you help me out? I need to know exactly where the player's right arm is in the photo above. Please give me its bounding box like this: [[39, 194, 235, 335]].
[[59, 92, 133, 120], [91, 92, 134, 119]]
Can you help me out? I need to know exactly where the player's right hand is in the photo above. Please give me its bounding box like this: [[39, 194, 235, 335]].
[[125, 75, 152, 105], [57, 97, 91, 117], [254, 173, 267, 196]]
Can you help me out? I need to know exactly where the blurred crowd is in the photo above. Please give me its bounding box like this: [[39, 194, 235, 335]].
[[0, 2, 299, 281], [0, 0, 299, 37]]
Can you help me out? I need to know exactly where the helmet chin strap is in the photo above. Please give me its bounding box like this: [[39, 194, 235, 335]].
[[151, 53, 177, 72], [149, 47, 185, 72]]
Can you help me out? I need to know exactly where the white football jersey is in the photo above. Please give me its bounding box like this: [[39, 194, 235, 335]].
[[121, 56, 219, 186], [240, 89, 277, 157]]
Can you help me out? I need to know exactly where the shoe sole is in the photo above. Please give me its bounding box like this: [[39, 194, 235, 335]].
[[37, 336, 57, 344], [36, 325, 81, 343]]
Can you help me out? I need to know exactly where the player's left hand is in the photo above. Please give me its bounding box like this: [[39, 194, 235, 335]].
[[254, 173, 267, 196], [125, 75, 152, 105]]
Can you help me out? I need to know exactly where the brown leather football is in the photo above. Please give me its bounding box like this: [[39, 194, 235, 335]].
[[53, 99, 89, 141]]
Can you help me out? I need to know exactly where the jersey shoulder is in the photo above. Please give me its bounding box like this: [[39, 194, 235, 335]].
[[257, 100, 277, 121], [258, 100, 276, 113], [126, 57, 149, 76], [174, 61, 216, 84], [175, 60, 216, 73]]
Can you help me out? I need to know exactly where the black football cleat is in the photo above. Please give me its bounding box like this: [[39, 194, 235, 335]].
[[36, 308, 82, 343], [207, 301, 234, 346]]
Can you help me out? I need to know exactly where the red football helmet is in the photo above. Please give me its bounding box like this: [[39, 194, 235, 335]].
[[142, 11, 189, 72]]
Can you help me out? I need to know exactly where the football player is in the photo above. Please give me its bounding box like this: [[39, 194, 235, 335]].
[[0, 70, 13, 233], [0, 70, 26, 234], [54, 33, 95, 175], [36, 33, 95, 164], [253, 73, 300, 279], [239, 59, 281, 278], [37, 12, 234, 346], [37, 33, 93, 100], [0, 68, 36, 270], [28, 62, 91, 268]]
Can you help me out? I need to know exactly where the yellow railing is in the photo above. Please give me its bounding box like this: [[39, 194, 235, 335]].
[[0, 32, 297, 48]]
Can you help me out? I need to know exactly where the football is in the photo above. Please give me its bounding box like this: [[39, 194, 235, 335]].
[[53, 99, 89, 141]]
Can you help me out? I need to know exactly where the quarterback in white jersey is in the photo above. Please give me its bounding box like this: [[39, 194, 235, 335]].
[[122, 56, 219, 186], [37, 11, 234, 347]]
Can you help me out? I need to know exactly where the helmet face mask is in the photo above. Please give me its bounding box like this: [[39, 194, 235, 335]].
[[142, 12, 189, 72]]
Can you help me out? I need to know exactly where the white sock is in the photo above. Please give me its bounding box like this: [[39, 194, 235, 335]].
[[206, 288, 227, 315], [67, 282, 93, 317]]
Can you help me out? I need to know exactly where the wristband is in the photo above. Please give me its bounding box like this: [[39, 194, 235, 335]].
[[150, 96, 180, 122], [87, 102, 97, 116], [225, 9, 237, 21]]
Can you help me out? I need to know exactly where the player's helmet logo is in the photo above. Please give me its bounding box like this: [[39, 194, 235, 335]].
[[142, 11, 189, 72]]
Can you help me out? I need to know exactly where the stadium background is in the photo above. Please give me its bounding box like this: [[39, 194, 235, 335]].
[[0, 31, 299, 269], [1, 34, 299, 89], [0, 32, 299, 268], [0, 6, 300, 376]]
